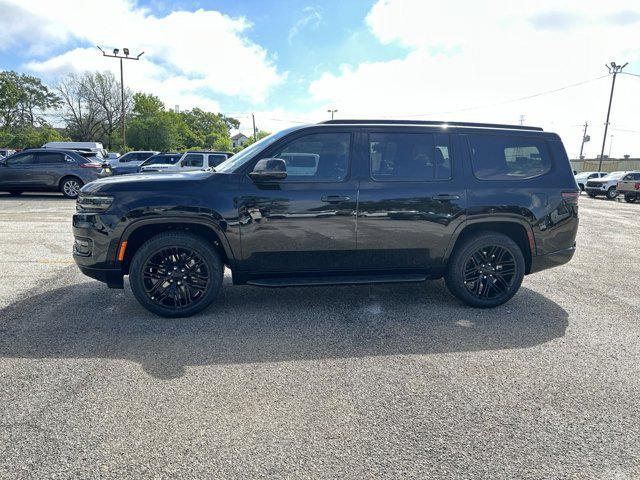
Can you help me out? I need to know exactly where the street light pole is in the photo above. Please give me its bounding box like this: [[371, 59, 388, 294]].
[[598, 62, 627, 171], [579, 121, 589, 160], [97, 46, 144, 149], [327, 109, 337, 120]]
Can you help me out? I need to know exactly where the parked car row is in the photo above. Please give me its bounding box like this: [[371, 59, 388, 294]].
[[575, 170, 640, 202], [0, 148, 111, 198], [109, 150, 234, 174]]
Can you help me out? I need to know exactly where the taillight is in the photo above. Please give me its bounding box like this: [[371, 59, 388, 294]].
[[562, 191, 580, 206], [80, 162, 101, 168], [635, 183, 640, 190]]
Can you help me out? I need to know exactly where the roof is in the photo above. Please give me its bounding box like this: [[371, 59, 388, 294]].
[[231, 133, 249, 140], [320, 119, 544, 132]]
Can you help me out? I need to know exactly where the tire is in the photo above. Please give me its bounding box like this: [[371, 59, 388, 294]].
[[624, 193, 638, 203], [60, 177, 83, 199], [587, 192, 597, 198], [606, 186, 618, 200], [445, 232, 525, 308], [129, 232, 223, 317], [578, 183, 584, 191], [8, 191, 22, 196]]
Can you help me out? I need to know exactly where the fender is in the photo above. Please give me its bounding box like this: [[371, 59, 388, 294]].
[[116, 214, 236, 268], [442, 215, 536, 265]]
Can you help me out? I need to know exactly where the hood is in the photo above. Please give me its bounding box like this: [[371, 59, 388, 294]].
[[81, 170, 214, 194]]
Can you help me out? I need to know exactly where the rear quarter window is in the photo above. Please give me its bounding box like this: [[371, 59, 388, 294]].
[[468, 134, 552, 181]]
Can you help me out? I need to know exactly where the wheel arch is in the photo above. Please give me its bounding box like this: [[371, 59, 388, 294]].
[[118, 218, 235, 275], [58, 175, 84, 190], [445, 219, 534, 274]]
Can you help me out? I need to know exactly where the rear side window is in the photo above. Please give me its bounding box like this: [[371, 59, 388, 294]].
[[370, 132, 451, 181], [183, 154, 204, 167], [468, 135, 552, 180], [36, 152, 66, 163], [209, 154, 227, 166]]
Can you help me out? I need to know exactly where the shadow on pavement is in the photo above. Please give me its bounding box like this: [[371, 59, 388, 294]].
[[0, 273, 568, 379]]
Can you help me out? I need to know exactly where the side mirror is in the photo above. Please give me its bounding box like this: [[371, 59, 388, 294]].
[[0, 158, 7, 166], [249, 158, 287, 181]]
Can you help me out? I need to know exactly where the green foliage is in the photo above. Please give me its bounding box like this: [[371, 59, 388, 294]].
[[0, 71, 59, 129], [127, 94, 238, 152], [0, 125, 68, 149]]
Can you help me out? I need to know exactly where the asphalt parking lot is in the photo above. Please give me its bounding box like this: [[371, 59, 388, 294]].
[[0, 193, 638, 479]]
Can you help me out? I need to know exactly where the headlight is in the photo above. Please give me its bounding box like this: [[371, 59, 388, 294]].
[[76, 194, 114, 212]]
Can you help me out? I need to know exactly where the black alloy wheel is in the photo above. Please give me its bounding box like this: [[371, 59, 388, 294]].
[[462, 245, 517, 299], [129, 232, 223, 317], [445, 232, 525, 308]]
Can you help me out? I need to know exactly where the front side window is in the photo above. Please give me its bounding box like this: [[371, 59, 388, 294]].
[[182, 154, 204, 168], [468, 135, 552, 180], [272, 132, 350, 182], [370, 132, 451, 181], [36, 152, 66, 163], [7, 153, 36, 166]]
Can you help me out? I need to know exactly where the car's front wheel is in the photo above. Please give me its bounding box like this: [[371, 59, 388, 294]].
[[129, 232, 223, 317], [606, 186, 618, 200], [60, 177, 83, 199], [445, 232, 525, 308]]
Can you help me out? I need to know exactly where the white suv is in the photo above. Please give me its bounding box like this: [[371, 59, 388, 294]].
[[140, 151, 233, 173], [584, 171, 629, 199], [574, 171, 607, 191]]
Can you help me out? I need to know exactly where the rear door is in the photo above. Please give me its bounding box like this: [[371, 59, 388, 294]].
[[207, 153, 228, 168], [355, 129, 467, 271], [33, 151, 69, 187]]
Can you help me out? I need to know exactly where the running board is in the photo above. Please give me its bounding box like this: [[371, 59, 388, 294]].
[[246, 273, 428, 288]]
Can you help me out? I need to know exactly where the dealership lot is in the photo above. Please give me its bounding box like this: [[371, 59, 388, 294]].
[[0, 194, 638, 479]]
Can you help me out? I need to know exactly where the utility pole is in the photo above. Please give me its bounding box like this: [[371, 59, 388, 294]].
[[579, 121, 589, 159], [598, 62, 627, 171], [252, 113, 257, 142], [327, 109, 338, 120], [519, 114, 525, 126], [97, 46, 144, 149]]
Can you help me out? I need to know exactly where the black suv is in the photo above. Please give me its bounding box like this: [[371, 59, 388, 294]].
[[73, 120, 579, 317], [1, 148, 110, 198]]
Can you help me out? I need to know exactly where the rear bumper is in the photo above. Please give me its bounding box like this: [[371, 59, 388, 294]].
[[529, 245, 576, 274]]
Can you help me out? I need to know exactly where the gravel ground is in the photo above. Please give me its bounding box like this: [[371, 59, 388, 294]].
[[0, 192, 638, 479]]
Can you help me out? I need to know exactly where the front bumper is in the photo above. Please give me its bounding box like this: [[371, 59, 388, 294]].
[[76, 264, 124, 289], [529, 245, 576, 274]]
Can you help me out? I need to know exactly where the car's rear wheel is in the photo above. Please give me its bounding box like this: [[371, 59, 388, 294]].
[[578, 183, 584, 191], [606, 186, 618, 200], [624, 193, 638, 203], [60, 177, 83, 199], [587, 192, 597, 198], [129, 232, 223, 317], [445, 232, 525, 308]]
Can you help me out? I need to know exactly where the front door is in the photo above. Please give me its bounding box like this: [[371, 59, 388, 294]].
[[0, 152, 38, 189], [237, 131, 358, 273], [356, 130, 467, 271]]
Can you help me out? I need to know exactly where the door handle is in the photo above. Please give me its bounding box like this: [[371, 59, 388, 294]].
[[432, 194, 461, 201], [321, 195, 351, 203]]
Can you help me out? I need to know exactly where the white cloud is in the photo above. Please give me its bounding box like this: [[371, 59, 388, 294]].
[[288, 6, 323, 45], [0, 0, 283, 107], [309, 0, 640, 158]]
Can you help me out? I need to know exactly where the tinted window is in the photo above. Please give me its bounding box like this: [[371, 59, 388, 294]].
[[468, 135, 552, 180], [588, 173, 599, 179], [209, 154, 227, 166], [6, 153, 36, 166], [272, 132, 350, 182], [183, 154, 204, 167], [36, 152, 66, 163], [370, 132, 451, 181], [137, 152, 153, 161], [624, 173, 640, 180]]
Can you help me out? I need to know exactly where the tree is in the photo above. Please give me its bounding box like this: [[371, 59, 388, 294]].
[[0, 71, 59, 129], [84, 71, 132, 149], [55, 73, 103, 141]]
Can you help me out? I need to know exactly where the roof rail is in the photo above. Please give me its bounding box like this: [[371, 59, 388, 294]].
[[319, 119, 544, 131]]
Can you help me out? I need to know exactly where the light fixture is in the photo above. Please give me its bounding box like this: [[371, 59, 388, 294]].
[[113, 48, 119, 55], [123, 48, 130, 56]]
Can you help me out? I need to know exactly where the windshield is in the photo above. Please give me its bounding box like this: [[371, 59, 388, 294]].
[[215, 126, 306, 173], [603, 171, 626, 180], [144, 154, 181, 166]]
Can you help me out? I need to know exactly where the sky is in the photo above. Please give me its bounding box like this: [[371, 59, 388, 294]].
[[0, 0, 639, 158]]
